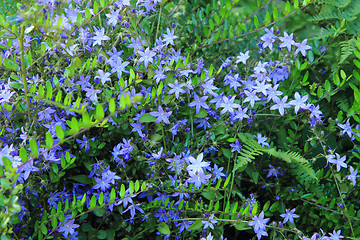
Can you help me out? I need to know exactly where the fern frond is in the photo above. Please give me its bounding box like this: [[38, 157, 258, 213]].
[[339, 38, 357, 63], [235, 133, 317, 180], [310, 11, 341, 22], [310, 28, 336, 40]]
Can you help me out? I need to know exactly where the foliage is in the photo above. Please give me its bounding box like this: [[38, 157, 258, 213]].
[[0, 0, 359, 240]]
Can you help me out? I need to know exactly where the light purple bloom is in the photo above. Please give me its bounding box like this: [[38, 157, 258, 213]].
[[346, 166, 358, 186], [248, 211, 269, 234], [162, 28, 178, 46], [278, 31, 295, 52], [280, 208, 299, 224], [92, 27, 110, 46], [149, 105, 172, 124], [187, 170, 211, 189], [288, 92, 308, 114], [138, 47, 156, 68], [235, 50, 250, 65], [188, 93, 209, 114], [295, 39, 312, 57], [219, 95, 240, 115], [270, 95, 291, 116], [168, 80, 186, 99], [328, 153, 347, 172], [186, 153, 209, 174]]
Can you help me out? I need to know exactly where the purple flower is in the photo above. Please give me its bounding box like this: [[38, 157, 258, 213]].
[[106, 9, 121, 26], [248, 211, 269, 235], [38, 107, 56, 121], [188, 93, 209, 114], [230, 139, 242, 153], [328, 153, 347, 172], [235, 50, 250, 65], [266, 165, 281, 178], [123, 203, 144, 219], [127, 37, 146, 53], [95, 69, 111, 85], [92, 27, 110, 46], [201, 79, 218, 97], [266, 84, 282, 102], [138, 47, 156, 68], [58, 216, 80, 237], [162, 28, 178, 46], [346, 166, 358, 186], [168, 80, 186, 99], [93, 168, 120, 192], [260, 28, 277, 51], [329, 230, 344, 240], [76, 135, 93, 152], [243, 90, 260, 108], [280, 208, 299, 224], [153, 66, 167, 84], [150, 105, 172, 124], [233, 107, 249, 121], [0, 89, 15, 104], [108, 57, 130, 79], [270, 95, 291, 116], [278, 31, 295, 52], [255, 133, 270, 147], [187, 170, 211, 189], [201, 214, 217, 229], [253, 80, 271, 96], [288, 92, 308, 114], [186, 153, 210, 174], [294, 39, 312, 57], [212, 164, 226, 182], [338, 119, 352, 138], [219, 95, 240, 115]]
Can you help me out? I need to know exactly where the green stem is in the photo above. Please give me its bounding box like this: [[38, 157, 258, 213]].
[[19, 26, 31, 123], [155, 6, 162, 42]]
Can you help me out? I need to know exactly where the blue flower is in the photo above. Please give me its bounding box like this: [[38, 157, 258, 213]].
[[280, 208, 300, 224], [230, 139, 242, 153], [58, 215, 80, 237], [248, 211, 269, 237], [150, 105, 172, 124]]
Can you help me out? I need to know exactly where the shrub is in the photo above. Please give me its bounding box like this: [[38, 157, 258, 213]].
[[0, 0, 359, 239]]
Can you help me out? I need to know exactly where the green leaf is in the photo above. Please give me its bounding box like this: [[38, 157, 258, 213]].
[[109, 98, 116, 114], [30, 139, 38, 155], [158, 222, 170, 235], [195, 108, 208, 118], [85, 7, 92, 20], [95, 104, 105, 121], [253, 15, 259, 29], [209, 64, 214, 77], [99, 192, 104, 206], [40, 223, 47, 235], [51, 216, 57, 229], [273, 7, 278, 20], [120, 184, 125, 198], [129, 181, 134, 195], [340, 70, 346, 80], [139, 113, 157, 123], [110, 188, 116, 203], [90, 195, 96, 209], [19, 147, 27, 162], [223, 174, 231, 188], [9, 81, 24, 89], [56, 125, 65, 141], [188, 219, 203, 231], [93, 1, 99, 14], [46, 132, 53, 148], [135, 180, 140, 192], [157, 81, 163, 97]]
